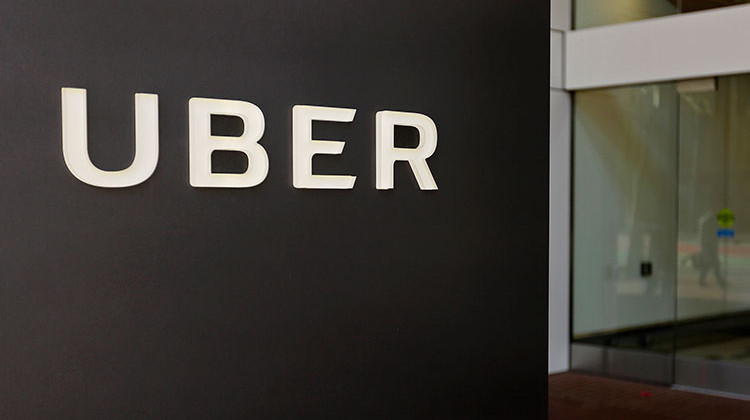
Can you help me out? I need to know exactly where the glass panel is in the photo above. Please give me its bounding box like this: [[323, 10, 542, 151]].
[[575, 0, 750, 29], [571, 76, 750, 395], [677, 75, 750, 366], [573, 83, 678, 347], [576, 0, 678, 29], [682, 0, 750, 12]]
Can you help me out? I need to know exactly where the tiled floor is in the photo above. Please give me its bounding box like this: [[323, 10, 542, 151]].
[[549, 372, 750, 419]]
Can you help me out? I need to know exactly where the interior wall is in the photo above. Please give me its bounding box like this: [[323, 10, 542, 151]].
[[549, 89, 571, 371], [549, 0, 571, 373], [566, 4, 750, 90]]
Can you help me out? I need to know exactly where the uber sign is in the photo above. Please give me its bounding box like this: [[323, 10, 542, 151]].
[[61, 88, 438, 190], [1, 0, 549, 417]]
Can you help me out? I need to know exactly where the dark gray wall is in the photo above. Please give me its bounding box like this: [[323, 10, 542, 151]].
[[0, 1, 549, 418]]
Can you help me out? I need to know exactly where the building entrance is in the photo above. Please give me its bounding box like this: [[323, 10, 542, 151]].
[[572, 74, 750, 397]]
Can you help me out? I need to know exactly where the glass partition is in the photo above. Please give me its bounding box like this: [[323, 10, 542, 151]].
[[573, 83, 678, 341], [572, 75, 750, 395], [575, 0, 750, 29], [675, 76, 750, 393]]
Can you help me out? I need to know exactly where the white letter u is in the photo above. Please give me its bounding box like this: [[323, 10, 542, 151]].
[[61, 87, 158, 188]]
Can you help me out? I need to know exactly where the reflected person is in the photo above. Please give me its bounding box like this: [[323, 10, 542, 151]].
[[695, 210, 727, 290]]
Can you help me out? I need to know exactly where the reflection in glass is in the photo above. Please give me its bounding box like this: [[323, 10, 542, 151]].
[[573, 83, 678, 340], [572, 75, 750, 394], [677, 75, 750, 366], [575, 0, 750, 29]]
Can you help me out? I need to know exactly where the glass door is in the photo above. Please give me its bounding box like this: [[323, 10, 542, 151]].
[[571, 74, 750, 397], [571, 82, 679, 384], [675, 75, 750, 396]]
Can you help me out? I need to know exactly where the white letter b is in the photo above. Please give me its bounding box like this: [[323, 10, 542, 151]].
[[189, 98, 268, 188]]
